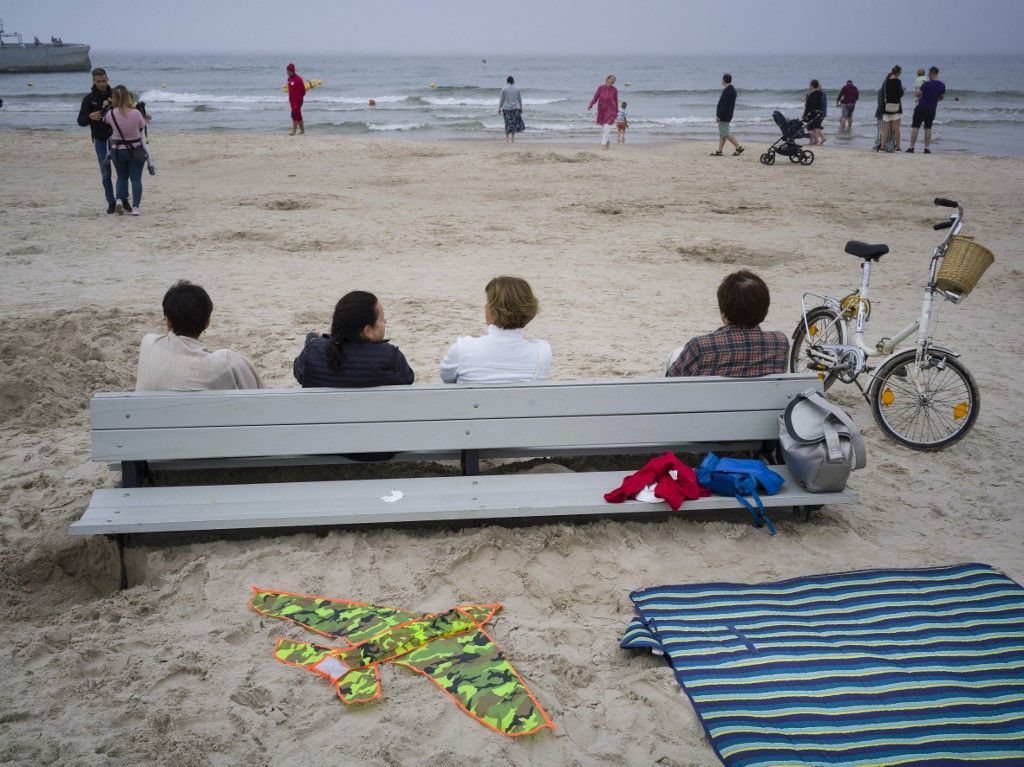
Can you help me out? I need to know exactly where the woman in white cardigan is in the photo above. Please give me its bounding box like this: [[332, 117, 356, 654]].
[[440, 276, 551, 383]]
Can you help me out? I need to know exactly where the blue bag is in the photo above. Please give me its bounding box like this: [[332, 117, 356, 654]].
[[696, 453, 784, 535]]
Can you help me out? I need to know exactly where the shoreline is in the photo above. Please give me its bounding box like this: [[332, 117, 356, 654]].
[[4, 126, 1015, 158]]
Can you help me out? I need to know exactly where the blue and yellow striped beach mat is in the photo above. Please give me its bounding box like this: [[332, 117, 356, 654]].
[[621, 563, 1024, 766]]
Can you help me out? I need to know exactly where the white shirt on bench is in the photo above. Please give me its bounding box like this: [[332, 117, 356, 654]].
[[439, 325, 551, 384], [135, 331, 263, 391]]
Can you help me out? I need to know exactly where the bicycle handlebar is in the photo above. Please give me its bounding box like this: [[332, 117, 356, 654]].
[[934, 220, 954, 230], [934, 197, 958, 208]]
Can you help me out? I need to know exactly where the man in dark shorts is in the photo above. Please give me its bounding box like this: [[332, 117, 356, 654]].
[[76, 67, 116, 213], [837, 79, 859, 132], [907, 66, 945, 154]]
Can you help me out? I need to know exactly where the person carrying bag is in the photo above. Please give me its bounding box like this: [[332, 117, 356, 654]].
[[102, 84, 150, 215]]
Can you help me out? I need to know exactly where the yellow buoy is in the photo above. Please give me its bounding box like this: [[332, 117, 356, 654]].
[[880, 387, 895, 406], [429, 81, 437, 89]]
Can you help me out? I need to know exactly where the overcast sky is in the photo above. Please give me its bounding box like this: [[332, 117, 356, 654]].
[[5, 0, 1023, 55]]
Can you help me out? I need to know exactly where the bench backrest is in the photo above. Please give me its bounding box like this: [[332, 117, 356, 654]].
[[91, 374, 821, 462]]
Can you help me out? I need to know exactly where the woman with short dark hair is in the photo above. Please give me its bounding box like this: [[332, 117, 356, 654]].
[[666, 270, 788, 378], [294, 291, 414, 387], [498, 76, 524, 143]]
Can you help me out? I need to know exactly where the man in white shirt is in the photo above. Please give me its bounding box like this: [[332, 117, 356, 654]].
[[440, 276, 551, 384], [135, 280, 262, 391]]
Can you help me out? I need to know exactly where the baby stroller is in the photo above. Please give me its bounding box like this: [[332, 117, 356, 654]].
[[760, 110, 817, 166]]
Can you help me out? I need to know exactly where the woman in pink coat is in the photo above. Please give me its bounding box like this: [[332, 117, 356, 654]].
[[588, 74, 619, 149]]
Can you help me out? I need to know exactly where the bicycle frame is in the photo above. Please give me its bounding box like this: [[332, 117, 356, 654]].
[[800, 202, 965, 395]]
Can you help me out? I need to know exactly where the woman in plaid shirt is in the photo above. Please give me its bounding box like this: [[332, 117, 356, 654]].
[[667, 270, 789, 377]]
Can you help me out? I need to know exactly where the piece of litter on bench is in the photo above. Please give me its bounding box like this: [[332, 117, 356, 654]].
[[381, 490, 404, 503]]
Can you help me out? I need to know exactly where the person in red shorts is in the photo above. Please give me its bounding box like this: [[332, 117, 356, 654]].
[[286, 62, 305, 135]]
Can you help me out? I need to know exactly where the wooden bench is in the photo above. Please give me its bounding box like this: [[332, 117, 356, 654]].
[[73, 374, 856, 549]]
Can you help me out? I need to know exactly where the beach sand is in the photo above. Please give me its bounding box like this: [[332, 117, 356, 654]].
[[1, 131, 1023, 766]]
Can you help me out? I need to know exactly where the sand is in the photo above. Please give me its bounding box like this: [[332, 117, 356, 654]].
[[1, 130, 1023, 767]]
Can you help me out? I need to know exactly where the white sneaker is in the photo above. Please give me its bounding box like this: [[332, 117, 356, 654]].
[[131, 207, 140, 216], [115, 200, 124, 215]]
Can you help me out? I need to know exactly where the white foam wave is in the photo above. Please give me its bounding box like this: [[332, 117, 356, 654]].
[[528, 122, 579, 131], [367, 122, 425, 131], [140, 90, 279, 105], [316, 95, 408, 104], [747, 102, 805, 110], [421, 96, 566, 106], [648, 116, 709, 125]]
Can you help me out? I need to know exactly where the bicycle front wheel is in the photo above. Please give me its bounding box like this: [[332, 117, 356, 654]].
[[870, 349, 980, 450], [790, 306, 847, 390]]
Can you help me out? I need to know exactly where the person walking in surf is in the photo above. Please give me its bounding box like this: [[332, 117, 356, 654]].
[[286, 63, 305, 135]]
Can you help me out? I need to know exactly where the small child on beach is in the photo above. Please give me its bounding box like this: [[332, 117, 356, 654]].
[[914, 68, 926, 98], [616, 101, 628, 143]]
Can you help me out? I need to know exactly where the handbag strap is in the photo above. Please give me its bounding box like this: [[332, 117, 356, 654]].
[[108, 108, 140, 147]]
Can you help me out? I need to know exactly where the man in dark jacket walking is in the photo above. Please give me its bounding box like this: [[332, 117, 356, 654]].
[[713, 73, 744, 156], [76, 67, 116, 213]]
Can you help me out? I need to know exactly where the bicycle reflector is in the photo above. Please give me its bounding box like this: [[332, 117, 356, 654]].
[[953, 402, 969, 420], [881, 387, 895, 406]]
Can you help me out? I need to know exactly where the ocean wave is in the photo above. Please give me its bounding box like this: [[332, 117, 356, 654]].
[[423, 84, 495, 94], [744, 102, 806, 110], [317, 94, 408, 104], [140, 90, 279, 105], [8, 91, 90, 101], [526, 122, 580, 132], [302, 120, 427, 132], [367, 122, 427, 131], [419, 95, 567, 106]]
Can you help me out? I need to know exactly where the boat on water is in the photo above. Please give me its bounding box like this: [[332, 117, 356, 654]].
[[0, 18, 91, 73]]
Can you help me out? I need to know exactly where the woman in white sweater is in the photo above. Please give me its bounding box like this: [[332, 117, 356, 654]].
[[440, 276, 551, 383]]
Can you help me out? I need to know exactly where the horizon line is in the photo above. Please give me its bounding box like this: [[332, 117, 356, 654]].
[[89, 48, 1023, 58]]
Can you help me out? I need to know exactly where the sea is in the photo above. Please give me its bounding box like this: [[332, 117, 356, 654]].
[[2, 52, 1022, 155]]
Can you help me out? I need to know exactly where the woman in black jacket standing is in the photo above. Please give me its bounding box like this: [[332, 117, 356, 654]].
[[294, 291, 414, 388], [880, 65, 905, 153], [803, 79, 827, 145]]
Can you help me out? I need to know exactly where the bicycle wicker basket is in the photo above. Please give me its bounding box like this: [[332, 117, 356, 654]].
[[935, 235, 995, 295]]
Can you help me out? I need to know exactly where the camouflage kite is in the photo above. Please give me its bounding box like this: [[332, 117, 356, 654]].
[[249, 587, 555, 737]]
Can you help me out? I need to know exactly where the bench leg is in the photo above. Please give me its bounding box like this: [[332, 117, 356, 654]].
[[796, 505, 823, 522], [109, 534, 129, 590], [121, 460, 150, 488], [461, 449, 480, 476]]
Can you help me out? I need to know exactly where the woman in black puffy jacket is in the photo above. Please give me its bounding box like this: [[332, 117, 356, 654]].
[[294, 291, 414, 388], [803, 79, 827, 145]]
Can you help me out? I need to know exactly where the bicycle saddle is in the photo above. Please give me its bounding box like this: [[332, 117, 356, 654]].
[[844, 241, 889, 261]]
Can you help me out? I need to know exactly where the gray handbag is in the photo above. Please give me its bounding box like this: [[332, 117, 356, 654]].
[[779, 388, 866, 492]]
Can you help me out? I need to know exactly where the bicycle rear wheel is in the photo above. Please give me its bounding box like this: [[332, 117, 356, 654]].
[[790, 306, 846, 390], [870, 349, 980, 450]]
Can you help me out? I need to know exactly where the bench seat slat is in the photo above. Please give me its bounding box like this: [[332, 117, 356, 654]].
[[72, 468, 855, 535], [91, 375, 818, 429]]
